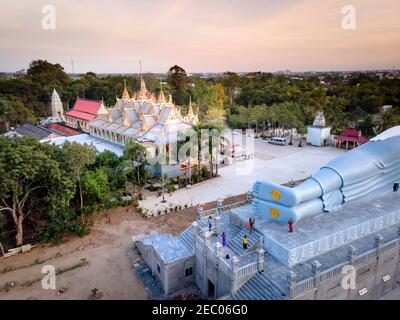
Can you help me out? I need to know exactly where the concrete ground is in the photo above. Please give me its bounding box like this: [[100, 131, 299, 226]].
[[140, 137, 345, 212]]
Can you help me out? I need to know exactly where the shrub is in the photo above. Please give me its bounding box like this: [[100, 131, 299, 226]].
[[40, 209, 90, 243]]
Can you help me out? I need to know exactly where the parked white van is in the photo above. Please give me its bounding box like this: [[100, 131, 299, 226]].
[[269, 137, 287, 146]]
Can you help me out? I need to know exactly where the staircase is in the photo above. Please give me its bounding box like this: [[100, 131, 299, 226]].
[[179, 225, 194, 252], [231, 272, 288, 300], [227, 228, 263, 256]]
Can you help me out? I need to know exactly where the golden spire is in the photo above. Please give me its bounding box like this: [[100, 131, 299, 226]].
[[168, 94, 173, 104], [122, 79, 130, 100], [158, 80, 166, 103], [137, 60, 148, 100]]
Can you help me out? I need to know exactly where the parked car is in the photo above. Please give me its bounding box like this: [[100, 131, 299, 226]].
[[269, 137, 287, 146]]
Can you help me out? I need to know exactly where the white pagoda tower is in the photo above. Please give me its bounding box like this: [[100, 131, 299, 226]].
[[41, 89, 65, 125]]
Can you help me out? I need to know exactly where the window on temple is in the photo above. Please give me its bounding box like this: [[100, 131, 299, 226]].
[[185, 267, 193, 277], [157, 263, 161, 274]]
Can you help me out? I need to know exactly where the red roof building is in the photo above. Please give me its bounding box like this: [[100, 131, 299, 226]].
[[64, 98, 104, 132], [48, 123, 80, 136], [335, 128, 369, 149]]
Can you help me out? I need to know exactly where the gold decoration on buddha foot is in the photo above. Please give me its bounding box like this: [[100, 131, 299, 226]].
[[271, 189, 281, 201], [269, 207, 280, 219]]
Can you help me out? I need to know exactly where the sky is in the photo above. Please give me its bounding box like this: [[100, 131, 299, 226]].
[[0, 0, 399, 73]]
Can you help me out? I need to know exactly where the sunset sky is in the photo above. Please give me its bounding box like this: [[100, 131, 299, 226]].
[[0, 0, 399, 73]]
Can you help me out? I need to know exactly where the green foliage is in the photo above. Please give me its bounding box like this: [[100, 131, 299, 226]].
[[40, 209, 89, 243], [381, 108, 400, 131], [0, 136, 75, 245], [0, 95, 36, 131], [82, 168, 109, 207], [60, 141, 97, 212], [167, 65, 188, 105], [122, 141, 148, 186]]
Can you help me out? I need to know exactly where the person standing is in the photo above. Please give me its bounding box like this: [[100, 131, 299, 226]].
[[208, 216, 212, 232], [242, 235, 248, 250], [288, 218, 294, 233], [221, 232, 227, 247], [250, 218, 255, 235]]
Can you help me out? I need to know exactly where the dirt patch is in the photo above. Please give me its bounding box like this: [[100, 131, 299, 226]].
[[0, 192, 247, 300]]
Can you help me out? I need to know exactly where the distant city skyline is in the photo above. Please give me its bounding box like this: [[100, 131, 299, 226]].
[[0, 0, 399, 73]]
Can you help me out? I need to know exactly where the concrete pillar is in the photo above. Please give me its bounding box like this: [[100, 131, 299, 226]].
[[231, 256, 240, 293], [347, 245, 357, 265], [375, 234, 384, 250], [311, 260, 322, 287], [287, 271, 297, 299], [204, 231, 211, 247], [197, 206, 203, 220], [217, 198, 224, 214], [257, 247, 265, 272], [214, 215, 221, 236], [246, 191, 253, 204], [375, 234, 384, 259], [215, 242, 222, 258]]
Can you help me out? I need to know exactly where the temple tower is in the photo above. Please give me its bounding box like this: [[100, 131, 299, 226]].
[[51, 89, 64, 121]]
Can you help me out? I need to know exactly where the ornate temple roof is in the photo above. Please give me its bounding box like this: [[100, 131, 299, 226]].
[[89, 77, 198, 145]]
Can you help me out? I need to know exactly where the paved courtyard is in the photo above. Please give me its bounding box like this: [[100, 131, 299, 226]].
[[140, 138, 345, 212]]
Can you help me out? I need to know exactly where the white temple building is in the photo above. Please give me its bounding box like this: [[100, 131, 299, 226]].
[[306, 111, 331, 147], [40, 89, 65, 126]]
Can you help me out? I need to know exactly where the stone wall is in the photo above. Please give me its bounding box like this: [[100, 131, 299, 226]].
[[292, 237, 400, 300]]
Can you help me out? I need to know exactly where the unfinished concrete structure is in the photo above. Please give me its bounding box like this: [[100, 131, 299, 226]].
[[135, 127, 400, 300]]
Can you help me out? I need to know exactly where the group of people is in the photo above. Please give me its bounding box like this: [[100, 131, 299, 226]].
[[208, 215, 294, 254]]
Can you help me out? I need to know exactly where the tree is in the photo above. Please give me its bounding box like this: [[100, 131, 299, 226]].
[[359, 115, 376, 137], [297, 124, 307, 147], [381, 108, 400, 132], [222, 72, 241, 104], [122, 141, 148, 194], [204, 106, 226, 127], [0, 137, 74, 246], [26, 60, 69, 88], [0, 95, 36, 132], [82, 168, 109, 208], [60, 141, 97, 218], [167, 65, 188, 105]]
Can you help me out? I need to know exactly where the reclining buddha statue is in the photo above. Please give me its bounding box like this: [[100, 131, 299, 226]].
[[252, 126, 400, 223]]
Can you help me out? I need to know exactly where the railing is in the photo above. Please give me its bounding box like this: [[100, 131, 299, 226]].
[[381, 238, 399, 253], [354, 249, 377, 266], [293, 278, 316, 297], [320, 262, 347, 282], [291, 237, 400, 298], [235, 261, 258, 280], [199, 200, 248, 219]]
